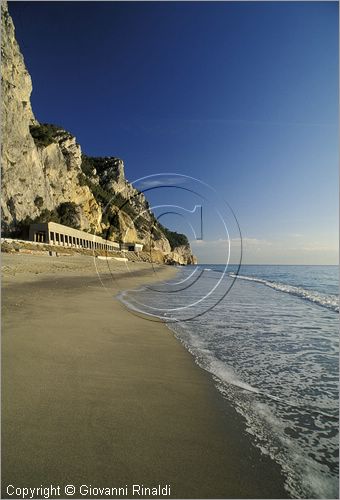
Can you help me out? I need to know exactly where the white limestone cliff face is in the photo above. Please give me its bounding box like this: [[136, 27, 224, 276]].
[[1, 2, 101, 233], [88, 158, 173, 252], [1, 0, 38, 227], [0, 2, 197, 265]]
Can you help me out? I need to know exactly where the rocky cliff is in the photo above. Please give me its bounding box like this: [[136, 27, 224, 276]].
[[1, 4, 102, 234], [0, 2, 196, 265]]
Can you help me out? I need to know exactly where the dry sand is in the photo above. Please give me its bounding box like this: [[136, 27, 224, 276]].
[[2, 253, 287, 498]]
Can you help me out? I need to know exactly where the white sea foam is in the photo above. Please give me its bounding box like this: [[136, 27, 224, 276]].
[[171, 331, 338, 419], [200, 355, 261, 394], [230, 273, 339, 312]]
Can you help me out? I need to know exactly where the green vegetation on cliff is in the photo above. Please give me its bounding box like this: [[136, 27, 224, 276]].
[[80, 155, 128, 209], [80, 154, 190, 249], [14, 202, 81, 239], [29, 123, 67, 148], [158, 224, 189, 250]]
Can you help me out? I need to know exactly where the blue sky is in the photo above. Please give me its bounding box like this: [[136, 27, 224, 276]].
[[9, 1, 338, 264]]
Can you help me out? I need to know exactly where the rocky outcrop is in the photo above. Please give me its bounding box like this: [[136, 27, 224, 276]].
[[165, 245, 198, 266], [0, 2, 197, 266]]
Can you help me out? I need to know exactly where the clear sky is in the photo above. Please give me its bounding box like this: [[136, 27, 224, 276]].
[[9, 1, 338, 264]]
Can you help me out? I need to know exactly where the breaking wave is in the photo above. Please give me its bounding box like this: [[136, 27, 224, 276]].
[[230, 273, 339, 312]]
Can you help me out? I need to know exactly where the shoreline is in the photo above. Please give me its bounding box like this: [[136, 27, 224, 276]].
[[2, 254, 288, 498]]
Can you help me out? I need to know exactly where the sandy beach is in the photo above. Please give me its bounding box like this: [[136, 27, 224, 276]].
[[2, 253, 287, 499]]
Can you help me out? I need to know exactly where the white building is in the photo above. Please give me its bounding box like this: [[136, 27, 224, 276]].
[[29, 221, 120, 251]]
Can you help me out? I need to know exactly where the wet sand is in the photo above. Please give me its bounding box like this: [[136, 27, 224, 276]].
[[2, 254, 288, 498]]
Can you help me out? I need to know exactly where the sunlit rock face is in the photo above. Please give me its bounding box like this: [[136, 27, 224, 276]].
[[1, 2, 196, 265], [165, 245, 198, 265], [1, 2, 102, 233]]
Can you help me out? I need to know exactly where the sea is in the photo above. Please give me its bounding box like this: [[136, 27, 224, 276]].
[[119, 264, 339, 499]]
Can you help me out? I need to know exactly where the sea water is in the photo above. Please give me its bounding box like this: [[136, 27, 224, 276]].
[[119, 265, 339, 498]]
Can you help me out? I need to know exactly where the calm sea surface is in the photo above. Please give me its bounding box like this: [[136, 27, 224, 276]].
[[120, 265, 339, 498]]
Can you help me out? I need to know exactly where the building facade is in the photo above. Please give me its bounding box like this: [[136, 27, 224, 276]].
[[29, 222, 120, 251], [28, 222, 144, 252]]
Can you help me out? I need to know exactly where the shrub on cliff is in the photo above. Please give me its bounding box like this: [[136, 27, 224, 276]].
[[34, 196, 44, 208], [57, 202, 81, 230], [80, 155, 96, 177], [12, 202, 81, 239], [157, 224, 189, 250], [29, 123, 65, 148]]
